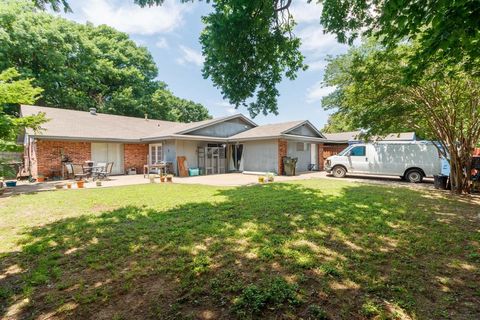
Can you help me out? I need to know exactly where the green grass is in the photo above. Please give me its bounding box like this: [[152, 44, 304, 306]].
[[0, 179, 479, 319]]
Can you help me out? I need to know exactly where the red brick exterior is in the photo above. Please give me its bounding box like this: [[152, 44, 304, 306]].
[[278, 139, 288, 175], [124, 143, 148, 174], [29, 140, 148, 178], [317, 143, 324, 171], [33, 140, 91, 178]]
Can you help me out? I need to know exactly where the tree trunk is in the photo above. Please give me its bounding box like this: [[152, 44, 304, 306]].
[[448, 147, 472, 194]]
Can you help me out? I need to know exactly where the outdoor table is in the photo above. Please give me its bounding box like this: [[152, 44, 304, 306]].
[[144, 164, 166, 178], [85, 165, 106, 179]]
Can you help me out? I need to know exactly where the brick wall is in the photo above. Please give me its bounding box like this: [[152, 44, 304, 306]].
[[124, 143, 148, 174], [278, 139, 288, 175], [34, 140, 91, 178], [317, 143, 324, 171]]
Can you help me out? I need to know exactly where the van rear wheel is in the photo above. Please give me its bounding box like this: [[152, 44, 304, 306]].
[[332, 166, 347, 178], [405, 169, 423, 183]]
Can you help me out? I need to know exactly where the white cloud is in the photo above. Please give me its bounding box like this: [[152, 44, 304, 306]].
[[306, 82, 335, 103], [290, 2, 323, 24], [298, 25, 348, 55], [155, 37, 169, 49], [214, 101, 237, 114], [65, 0, 189, 35], [176, 45, 204, 66]]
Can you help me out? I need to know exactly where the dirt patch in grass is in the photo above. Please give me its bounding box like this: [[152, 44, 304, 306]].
[[0, 181, 479, 319]]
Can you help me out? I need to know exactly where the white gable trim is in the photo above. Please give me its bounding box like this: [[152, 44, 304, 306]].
[[281, 120, 325, 138], [176, 114, 257, 135]]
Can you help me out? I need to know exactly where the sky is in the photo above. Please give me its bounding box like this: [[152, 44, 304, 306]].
[[59, 0, 351, 128]]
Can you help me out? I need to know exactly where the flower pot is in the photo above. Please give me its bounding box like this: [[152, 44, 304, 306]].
[[76, 180, 85, 188], [166, 176, 173, 183], [37, 176, 45, 183], [149, 177, 155, 183], [96, 181, 102, 187], [66, 183, 72, 189], [55, 184, 64, 190], [160, 176, 166, 183], [5, 181, 17, 187], [258, 176, 265, 183]]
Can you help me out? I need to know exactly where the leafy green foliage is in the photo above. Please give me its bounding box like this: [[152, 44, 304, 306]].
[[233, 277, 299, 315], [0, 0, 210, 122], [201, 0, 306, 117], [322, 40, 480, 193], [136, 0, 307, 117], [0, 67, 45, 178], [322, 112, 357, 133], [321, 0, 480, 75], [0, 68, 45, 145]]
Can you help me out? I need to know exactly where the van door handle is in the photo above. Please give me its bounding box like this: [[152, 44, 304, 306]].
[[365, 158, 368, 161]]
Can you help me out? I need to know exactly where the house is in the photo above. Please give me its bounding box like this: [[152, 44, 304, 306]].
[[323, 131, 416, 145], [20, 105, 329, 178]]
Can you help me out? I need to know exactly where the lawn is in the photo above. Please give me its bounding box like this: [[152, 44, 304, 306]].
[[0, 179, 479, 319]]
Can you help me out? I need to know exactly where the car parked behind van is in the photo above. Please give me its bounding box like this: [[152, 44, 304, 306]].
[[325, 141, 442, 183]]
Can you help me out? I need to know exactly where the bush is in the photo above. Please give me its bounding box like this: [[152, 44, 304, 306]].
[[233, 277, 299, 316]]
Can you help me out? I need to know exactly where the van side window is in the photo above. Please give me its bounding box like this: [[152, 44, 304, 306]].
[[350, 146, 366, 156]]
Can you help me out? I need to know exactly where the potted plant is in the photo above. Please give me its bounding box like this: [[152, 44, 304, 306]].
[[76, 180, 85, 188], [160, 174, 166, 183], [5, 180, 17, 187], [166, 174, 173, 182], [55, 183, 64, 190], [96, 180, 102, 187], [258, 176, 265, 183], [66, 182, 72, 189], [266, 172, 275, 182], [37, 175, 45, 183]]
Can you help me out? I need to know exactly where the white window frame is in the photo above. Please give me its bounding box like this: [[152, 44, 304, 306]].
[[149, 143, 163, 164]]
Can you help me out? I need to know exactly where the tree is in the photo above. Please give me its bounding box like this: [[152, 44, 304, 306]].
[[320, 0, 480, 76], [0, 0, 210, 122], [150, 89, 212, 122], [322, 41, 480, 194], [39, 0, 480, 116], [322, 113, 357, 133], [0, 68, 45, 177]]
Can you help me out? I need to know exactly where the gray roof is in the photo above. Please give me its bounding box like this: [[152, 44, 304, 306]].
[[21, 105, 187, 141], [324, 130, 416, 143], [21, 105, 329, 142]]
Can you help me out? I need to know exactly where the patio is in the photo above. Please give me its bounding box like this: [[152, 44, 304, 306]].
[[0, 172, 326, 197], [0, 171, 439, 198]]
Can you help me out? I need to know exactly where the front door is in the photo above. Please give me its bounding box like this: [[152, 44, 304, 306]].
[[91, 143, 124, 174], [347, 145, 369, 173]]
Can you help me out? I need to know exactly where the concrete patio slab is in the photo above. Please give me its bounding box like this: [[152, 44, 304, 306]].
[[1, 171, 436, 198]]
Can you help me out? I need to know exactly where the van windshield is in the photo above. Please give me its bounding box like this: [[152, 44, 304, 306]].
[[337, 146, 353, 156]]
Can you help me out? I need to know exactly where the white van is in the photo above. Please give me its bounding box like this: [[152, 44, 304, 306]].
[[325, 141, 442, 183]]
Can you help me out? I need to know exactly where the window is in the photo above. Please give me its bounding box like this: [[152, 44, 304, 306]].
[[150, 144, 163, 164], [349, 146, 366, 156]]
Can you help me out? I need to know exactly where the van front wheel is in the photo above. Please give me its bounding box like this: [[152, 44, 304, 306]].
[[332, 166, 347, 178], [405, 169, 423, 183]]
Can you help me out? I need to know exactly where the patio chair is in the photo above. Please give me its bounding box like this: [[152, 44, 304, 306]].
[[72, 164, 88, 180], [95, 162, 114, 180], [91, 162, 106, 180], [64, 163, 74, 179]]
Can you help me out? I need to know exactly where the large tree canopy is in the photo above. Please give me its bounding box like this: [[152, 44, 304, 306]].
[[30, 0, 480, 116], [322, 40, 480, 193], [0, 0, 210, 123]]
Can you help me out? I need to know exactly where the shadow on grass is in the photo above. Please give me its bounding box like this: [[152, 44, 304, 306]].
[[1, 182, 479, 319]]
